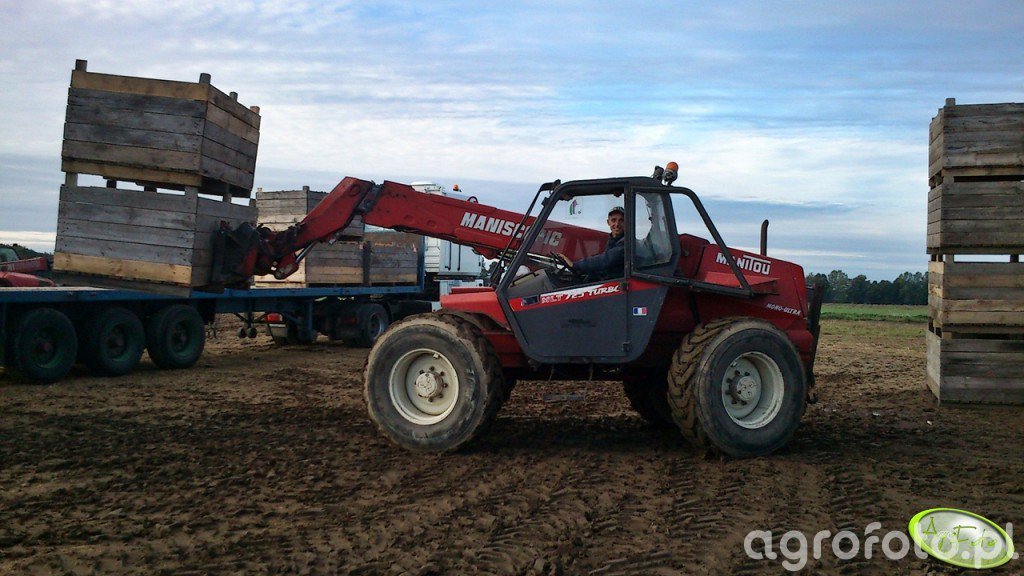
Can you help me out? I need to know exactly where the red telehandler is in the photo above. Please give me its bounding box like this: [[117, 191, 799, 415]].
[[216, 164, 824, 457]]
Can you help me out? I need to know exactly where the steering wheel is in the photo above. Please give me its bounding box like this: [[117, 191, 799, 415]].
[[549, 253, 583, 281]]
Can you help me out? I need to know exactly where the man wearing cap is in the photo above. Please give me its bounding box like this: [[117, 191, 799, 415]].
[[555, 206, 625, 279]]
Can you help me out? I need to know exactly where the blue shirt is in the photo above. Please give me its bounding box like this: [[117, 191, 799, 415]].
[[574, 234, 624, 278]]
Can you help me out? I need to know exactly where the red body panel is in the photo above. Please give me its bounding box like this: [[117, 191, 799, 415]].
[[0, 271, 54, 287]]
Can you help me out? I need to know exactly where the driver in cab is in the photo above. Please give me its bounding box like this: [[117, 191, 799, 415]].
[[555, 206, 625, 280]]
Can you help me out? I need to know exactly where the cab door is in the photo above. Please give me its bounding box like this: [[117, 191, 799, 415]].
[[497, 182, 679, 364]]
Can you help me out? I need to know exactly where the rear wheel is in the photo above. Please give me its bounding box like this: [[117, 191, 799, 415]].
[[145, 305, 205, 369], [623, 369, 673, 427], [667, 318, 806, 458], [80, 307, 145, 376], [364, 313, 505, 452], [10, 308, 77, 383], [353, 303, 389, 347]]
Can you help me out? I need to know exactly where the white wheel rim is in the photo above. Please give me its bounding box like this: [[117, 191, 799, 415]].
[[720, 351, 784, 429], [389, 348, 460, 425]]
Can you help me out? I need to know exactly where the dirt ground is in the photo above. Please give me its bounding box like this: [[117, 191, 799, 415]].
[[1, 316, 1022, 575]]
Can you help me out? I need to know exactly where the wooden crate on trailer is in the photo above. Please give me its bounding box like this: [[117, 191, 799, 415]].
[[926, 330, 1024, 404], [52, 185, 256, 295], [365, 231, 422, 285], [253, 187, 365, 287], [928, 99, 1024, 185], [61, 59, 260, 198]]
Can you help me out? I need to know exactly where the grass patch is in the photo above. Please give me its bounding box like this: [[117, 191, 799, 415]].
[[820, 304, 928, 323]]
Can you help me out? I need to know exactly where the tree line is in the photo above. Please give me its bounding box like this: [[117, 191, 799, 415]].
[[804, 270, 927, 305]]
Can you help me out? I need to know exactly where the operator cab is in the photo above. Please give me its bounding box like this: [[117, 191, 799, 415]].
[[496, 175, 681, 364]]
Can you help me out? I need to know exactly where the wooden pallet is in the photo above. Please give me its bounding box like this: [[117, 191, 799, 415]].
[[52, 184, 255, 294], [61, 60, 260, 198], [926, 328, 1024, 404]]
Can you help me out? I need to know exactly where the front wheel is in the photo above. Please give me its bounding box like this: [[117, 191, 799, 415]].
[[364, 313, 505, 452], [667, 318, 806, 458]]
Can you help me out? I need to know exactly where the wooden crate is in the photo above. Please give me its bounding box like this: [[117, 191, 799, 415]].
[[61, 60, 260, 198], [253, 189, 419, 287], [927, 181, 1024, 253], [929, 99, 1024, 184], [926, 330, 1024, 404], [928, 260, 1024, 331], [52, 185, 255, 295]]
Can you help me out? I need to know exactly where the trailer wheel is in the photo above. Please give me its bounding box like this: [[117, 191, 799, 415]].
[[667, 318, 806, 458], [353, 303, 389, 347], [364, 313, 505, 452], [623, 369, 673, 427], [10, 308, 77, 384], [80, 307, 144, 376], [146, 305, 205, 369]]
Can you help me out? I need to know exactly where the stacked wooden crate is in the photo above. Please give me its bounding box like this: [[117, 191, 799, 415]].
[[926, 98, 1024, 404], [53, 60, 258, 295], [253, 187, 420, 287]]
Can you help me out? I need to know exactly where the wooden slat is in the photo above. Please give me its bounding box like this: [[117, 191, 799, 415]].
[[71, 70, 209, 100], [64, 122, 202, 153], [58, 218, 202, 250], [206, 102, 259, 144], [206, 85, 261, 129], [199, 154, 254, 191], [60, 160, 201, 188], [66, 103, 205, 134], [62, 140, 199, 172], [200, 136, 256, 173], [58, 200, 196, 230], [67, 88, 207, 117], [203, 119, 259, 158], [56, 236, 193, 266], [53, 252, 193, 285], [60, 185, 196, 209]]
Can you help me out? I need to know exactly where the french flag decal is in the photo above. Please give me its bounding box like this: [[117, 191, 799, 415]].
[[633, 306, 648, 316]]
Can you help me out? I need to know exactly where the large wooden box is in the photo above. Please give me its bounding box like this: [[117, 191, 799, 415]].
[[254, 188, 364, 287], [61, 61, 260, 198], [52, 185, 255, 294], [927, 181, 1024, 253], [929, 101, 1024, 182], [928, 261, 1024, 331], [253, 189, 419, 287], [926, 330, 1024, 404]]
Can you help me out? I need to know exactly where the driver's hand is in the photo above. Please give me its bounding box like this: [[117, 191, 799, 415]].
[[554, 253, 573, 268]]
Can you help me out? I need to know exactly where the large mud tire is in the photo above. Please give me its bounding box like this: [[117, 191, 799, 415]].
[[667, 318, 806, 458], [10, 308, 78, 384], [145, 305, 205, 369], [622, 369, 674, 427], [80, 307, 145, 376], [364, 313, 505, 453]]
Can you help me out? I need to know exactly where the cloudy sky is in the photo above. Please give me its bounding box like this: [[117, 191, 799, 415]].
[[1, 1, 1021, 278]]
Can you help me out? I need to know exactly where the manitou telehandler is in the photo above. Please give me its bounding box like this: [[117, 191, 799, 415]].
[[217, 164, 823, 457]]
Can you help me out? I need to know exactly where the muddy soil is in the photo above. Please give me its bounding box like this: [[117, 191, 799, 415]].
[[1, 318, 1021, 575]]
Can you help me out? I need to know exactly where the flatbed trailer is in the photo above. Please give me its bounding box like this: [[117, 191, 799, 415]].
[[0, 276, 430, 384]]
